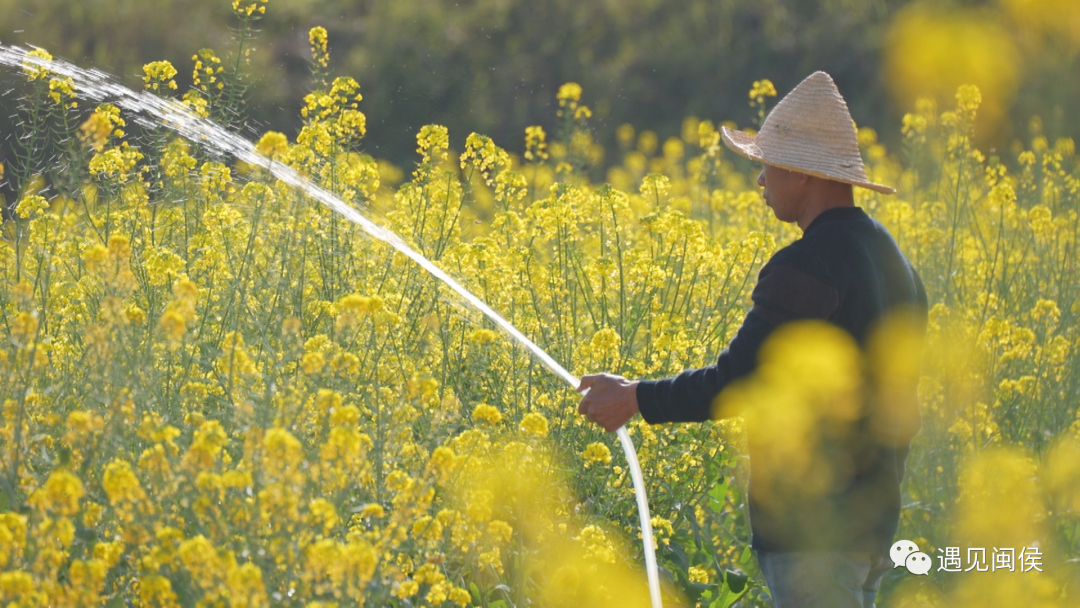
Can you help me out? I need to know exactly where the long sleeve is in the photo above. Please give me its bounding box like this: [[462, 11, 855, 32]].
[[635, 248, 841, 424]]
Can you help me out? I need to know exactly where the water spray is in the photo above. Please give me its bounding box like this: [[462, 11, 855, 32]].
[[0, 45, 663, 608]]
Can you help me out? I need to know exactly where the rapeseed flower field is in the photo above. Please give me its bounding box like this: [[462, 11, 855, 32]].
[[2, 2, 1079, 606]]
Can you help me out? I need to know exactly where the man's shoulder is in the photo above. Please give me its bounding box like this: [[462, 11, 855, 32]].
[[763, 238, 835, 283], [796, 210, 910, 273], [753, 242, 842, 321], [758, 215, 878, 295], [803, 209, 899, 251]]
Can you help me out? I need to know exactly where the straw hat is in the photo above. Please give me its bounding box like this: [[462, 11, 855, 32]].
[[722, 71, 895, 195]]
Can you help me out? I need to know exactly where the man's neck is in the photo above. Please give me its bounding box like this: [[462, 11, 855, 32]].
[[797, 181, 856, 231]]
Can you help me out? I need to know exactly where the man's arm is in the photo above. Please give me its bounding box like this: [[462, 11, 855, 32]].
[[638, 260, 841, 423], [578, 250, 840, 429], [635, 307, 778, 423]]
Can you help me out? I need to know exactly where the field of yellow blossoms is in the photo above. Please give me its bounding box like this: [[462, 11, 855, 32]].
[[2, 2, 1080, 607]]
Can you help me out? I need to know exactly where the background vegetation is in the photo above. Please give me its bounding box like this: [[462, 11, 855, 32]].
[[2, 0, 1079, 172]]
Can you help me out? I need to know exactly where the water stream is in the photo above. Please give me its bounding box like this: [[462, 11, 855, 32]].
[[0, 45, 663, 608]]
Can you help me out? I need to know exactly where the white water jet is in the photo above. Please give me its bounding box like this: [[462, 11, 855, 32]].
[[0, 45, 663, 608]]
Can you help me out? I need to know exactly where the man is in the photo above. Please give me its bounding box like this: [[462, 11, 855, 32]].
[[577, 72, 928, 608]]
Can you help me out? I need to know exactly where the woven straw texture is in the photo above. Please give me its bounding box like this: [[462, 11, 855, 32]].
[[722, 71, 895, 195]]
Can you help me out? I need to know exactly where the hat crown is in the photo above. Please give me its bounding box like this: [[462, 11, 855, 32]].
[[720, 71, 895, 194], [757, 72, 867, 181]]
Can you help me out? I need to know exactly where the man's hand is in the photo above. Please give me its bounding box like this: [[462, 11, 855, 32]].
[[577, 373, 640, 432]]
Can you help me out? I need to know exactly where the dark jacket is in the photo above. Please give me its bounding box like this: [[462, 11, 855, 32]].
[[636, 205, 928, 554]]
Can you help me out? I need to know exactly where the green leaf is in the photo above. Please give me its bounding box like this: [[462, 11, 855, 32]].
[[724, 570, 748, 594], [708, 571, 750, 608], [684, 581, 712, 602], [708, 584, 734, 608], [664, 538, 690, 572], [708, 479, 729, 513], [739, 545, 753, 566]]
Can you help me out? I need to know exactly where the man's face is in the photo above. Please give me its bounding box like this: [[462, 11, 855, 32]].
[[757, 164, 806, 223]]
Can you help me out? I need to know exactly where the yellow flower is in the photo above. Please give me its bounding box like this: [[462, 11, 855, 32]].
[[0, 571, 34, 598], [478, 548, 503, 574], [103, 459, 147, 505], [178, 535, 223, 590], [301, 351, 326, 375], [138, 575, 179, 607], [1031, 298, 1061, 326], [255, 131, 289, 159], [308, 498, 340, 533], [14, 195, 48, 220], [125, 304, 146, 325], [319, 427, 371, 464], [191, 48, 224, 95], [429, 446, 456, 478], [10, 312, 38, 345], [588, 328, 622, 361], [472, 403, 503, 425], [79, 104, 126, 152], [416, 124, 449, 165], [198, 161, 232, 199], [159, 309, 187, 341], [181, 90, 210, 118], [359, 503, 385, 519], [107, 234, 130, 261], [448, 587, 472, 606], [557, 82, 583, 106], [232, 0, 268, 18], [426, 581, 450, 605], [329, 404, 360, 426], [468, 328, 499, 345], [48, 76, 76, 106], [64, 412, 104, 444], [525, 125, 548, 161], [748, 79, 777, 104], [88, 144, 143, 182], [339, 293, 383, 314], [956, 83, 982, 115], [411, 515, 444, 541], [51, 517, 77, 547], [161, 138, 197, 180], [173, 277, 198, 304], [183, 420, 228, 470], [520, 412, 549, 437], [651, 515, 674, 539], [640, 173, 671, 201], [22, 48, 53, 81], [28, 469, 84, 515], [1028, 205, 1054, 240], [310, 26, 330, 70], [142, 60, 178, 92], [582, 442, 612, 465], [264, 427, 304, 475], [461, 133, 510, 185], [393, 580, 419, 599], [487, 519, 513, 544]]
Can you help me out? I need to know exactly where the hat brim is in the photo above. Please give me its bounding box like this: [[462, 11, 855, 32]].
[[721, 126, 896, 195]]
